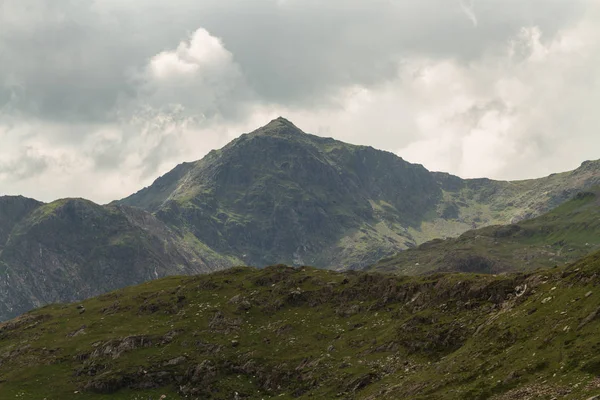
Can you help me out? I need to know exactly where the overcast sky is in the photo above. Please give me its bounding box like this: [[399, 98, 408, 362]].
[[1, 0, 599, 203]]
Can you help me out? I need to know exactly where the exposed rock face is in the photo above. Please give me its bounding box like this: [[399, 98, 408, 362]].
[[0, 196, 43, 251], [0, 197, 237, 321], [120, 118, 442, 269], [119, 118, 600, 269]]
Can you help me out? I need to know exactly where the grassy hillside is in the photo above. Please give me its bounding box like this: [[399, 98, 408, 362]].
[[408, 159, 600, 249], [371, 189, 600, 275], [4, 253, 600, 398]]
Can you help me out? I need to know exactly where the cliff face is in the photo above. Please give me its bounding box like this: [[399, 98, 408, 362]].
[[0, 197, 238, 321]]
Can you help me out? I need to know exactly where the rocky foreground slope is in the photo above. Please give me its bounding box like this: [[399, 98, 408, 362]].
[[3, 252, 600, 399]]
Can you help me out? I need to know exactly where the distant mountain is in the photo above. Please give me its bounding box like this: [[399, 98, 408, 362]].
[[4, 252, 600, 398], [0, 197, 238, 320], [370, 188, 600, 275], [119, 117, 600, 269]]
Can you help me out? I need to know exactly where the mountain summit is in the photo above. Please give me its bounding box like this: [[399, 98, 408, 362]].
[[251, 116, 303, 135], [120, 118, 445, 268], [119, 119, 600, 269]]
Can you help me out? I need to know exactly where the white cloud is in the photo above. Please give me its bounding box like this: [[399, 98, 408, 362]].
[[275, 7, 600, 180], [138, 28, 250, 122], [0, 115, 244, 203], [0, 27, 253, 203], [149, 29, 234, 80]]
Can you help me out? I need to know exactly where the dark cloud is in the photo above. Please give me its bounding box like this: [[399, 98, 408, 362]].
[[0, 2, 138, 122], [134, 0, 589, 107], [0, 0, 589, 121]]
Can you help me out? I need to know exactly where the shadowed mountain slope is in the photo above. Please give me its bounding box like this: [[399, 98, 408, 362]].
[[0, 197, 238, 321]]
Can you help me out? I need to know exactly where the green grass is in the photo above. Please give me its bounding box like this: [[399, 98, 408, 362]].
[[4, 254, 600, 398], [19, 199, 72, 226]]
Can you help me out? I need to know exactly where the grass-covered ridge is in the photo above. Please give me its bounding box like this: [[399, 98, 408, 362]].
[[4, 253, 600, 399], [371, 188, 600, 275]]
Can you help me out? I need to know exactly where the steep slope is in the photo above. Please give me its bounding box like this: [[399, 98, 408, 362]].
[[120, 117, 444, 269], [4, 254, 600, 398], [371, 188, 600, 275], [0, 197, 239, 321], [0, 196, 43, 251], [120, 117, 600, 269]]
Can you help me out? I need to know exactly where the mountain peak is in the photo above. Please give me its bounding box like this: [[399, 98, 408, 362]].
[[253, 116, 303, 136]]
